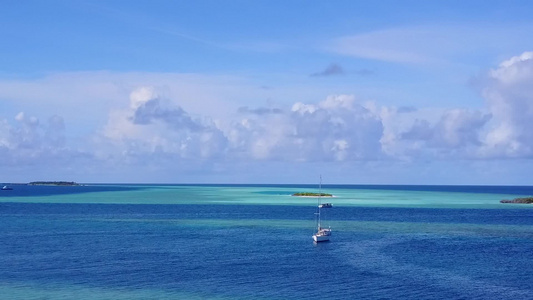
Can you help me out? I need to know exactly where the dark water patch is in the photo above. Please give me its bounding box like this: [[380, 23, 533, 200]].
[[1, 203, 532, 226], [0, 185, 144, 197]]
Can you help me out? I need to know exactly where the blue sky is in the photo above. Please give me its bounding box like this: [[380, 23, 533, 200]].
[[1, 0, 533, 184]]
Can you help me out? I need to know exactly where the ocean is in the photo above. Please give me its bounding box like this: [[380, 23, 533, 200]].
[[0, 184, 531, 299]]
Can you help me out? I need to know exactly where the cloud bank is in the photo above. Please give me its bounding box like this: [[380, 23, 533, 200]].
[[94, 52, 533, 165], [1, 52, 532, 182]]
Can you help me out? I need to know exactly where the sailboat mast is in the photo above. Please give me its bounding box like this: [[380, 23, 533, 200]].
[[312, 175, 331, 242], [317, 175, 322, 230]]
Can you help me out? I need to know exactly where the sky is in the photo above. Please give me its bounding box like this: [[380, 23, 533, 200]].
[[1, 0, 533, 184]]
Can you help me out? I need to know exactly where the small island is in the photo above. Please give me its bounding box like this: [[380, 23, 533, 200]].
[[28, 181, 81, 186], [500, 197, 533, 204], [292, 192, 333, 197]]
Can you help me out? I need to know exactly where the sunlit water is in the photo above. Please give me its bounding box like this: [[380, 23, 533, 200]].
[[0, 184, 532, 299]]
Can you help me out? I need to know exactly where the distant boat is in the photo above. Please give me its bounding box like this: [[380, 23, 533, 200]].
[[2, 185, 13, 190], [312, 176, 332, 243]]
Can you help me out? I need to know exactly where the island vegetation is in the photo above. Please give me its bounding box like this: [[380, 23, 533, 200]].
[[500, 197, 533, 204], [28, 181, 81, 186], [292, 192, 333, 197]]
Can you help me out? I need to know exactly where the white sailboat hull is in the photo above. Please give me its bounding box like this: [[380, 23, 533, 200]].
[[313, 228, 331, 242], [313, 234, 330, 242]]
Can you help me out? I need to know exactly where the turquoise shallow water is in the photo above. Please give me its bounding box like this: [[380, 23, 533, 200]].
[[1, 184, 531, 207], [0, 184, 531, 299]]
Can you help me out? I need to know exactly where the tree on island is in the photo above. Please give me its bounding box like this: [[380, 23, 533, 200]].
[[28, 181, 80, 186], [500, 197, 533, 204], [292, 192, 333, 197]]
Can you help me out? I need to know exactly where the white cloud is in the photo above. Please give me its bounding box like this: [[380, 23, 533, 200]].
[[1, 51, 533, 183], [0, 71, 256, 127], [129, 86, 158, 110], [376, 51, 533, 161], [0, 112, 75, 168], [479, 51, 533, 158], [229, 94, 384, 162], [328, 25, 533, 66], [97, 92, 386, 164], [330, 28, 436, 64], [383, 108, 490, 160], [99, 86, 229, 162], [495, 52, 533, 73]]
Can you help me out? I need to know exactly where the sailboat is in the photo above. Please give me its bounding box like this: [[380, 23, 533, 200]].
[[312, 176, 332, 243]]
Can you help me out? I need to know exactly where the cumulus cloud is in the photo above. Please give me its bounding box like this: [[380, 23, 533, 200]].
[[100, 86, 228, 161], [129, 88, 204, 132], [100, 90, 387, 164], [227, 95, 384, 162], [377, 51, 533, 161], [0, 112, 71, 166], [383, 109, 491, 159], [404, 109, 490, 149], [479, 51, 533, 158]]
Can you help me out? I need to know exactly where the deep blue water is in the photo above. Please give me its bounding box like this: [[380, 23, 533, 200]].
[[0, 185, 532, 299]]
